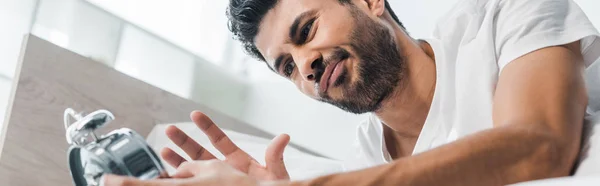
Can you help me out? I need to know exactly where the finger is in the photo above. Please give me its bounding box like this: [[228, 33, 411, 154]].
[[190, 111, 241, 156], [101, 174, 178, 186], [265, 134, 290, 179], [160, 147, 186, 168], [166, 125, 217, 160]]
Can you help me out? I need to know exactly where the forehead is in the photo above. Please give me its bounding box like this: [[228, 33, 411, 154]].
[[254, 0, 336, 64]]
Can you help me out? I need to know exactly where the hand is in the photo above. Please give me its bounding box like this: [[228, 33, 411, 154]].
[[101, 160, 264, 186], [160, 111, 291, 180]]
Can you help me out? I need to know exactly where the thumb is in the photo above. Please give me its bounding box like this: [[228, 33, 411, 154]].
[[265, 134, 290, 179]]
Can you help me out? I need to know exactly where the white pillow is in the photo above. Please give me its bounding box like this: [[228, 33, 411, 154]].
[[146, 123, 344, 180], [511, 176, 600, 186], [512, 114, 600, 185], [573, 113, 600, 176]]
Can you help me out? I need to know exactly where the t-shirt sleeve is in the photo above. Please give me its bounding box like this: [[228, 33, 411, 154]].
[[494, 0, 600, 71]]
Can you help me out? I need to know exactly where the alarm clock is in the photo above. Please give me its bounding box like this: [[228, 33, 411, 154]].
[[64, 108, 167, 186]]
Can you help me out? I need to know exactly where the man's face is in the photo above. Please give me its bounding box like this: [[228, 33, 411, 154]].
[[255, 0, 405, 114]]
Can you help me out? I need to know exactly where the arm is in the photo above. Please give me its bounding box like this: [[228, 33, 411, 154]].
[[290, 42, 587, 186]]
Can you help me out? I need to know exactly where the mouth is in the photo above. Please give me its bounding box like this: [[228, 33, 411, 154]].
[[318, 58, 347, 95]]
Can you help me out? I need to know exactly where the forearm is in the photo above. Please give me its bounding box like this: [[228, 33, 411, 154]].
[[289, 125, 575, 186]]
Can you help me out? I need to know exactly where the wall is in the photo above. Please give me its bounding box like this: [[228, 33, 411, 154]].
[[86, 0, 231, 65], [25, 0, 250, 121], [0, 0, 37, 78], [190, 59, 249, 120], [388, 0, 461, 39], [115, 25, 196, 99], [575, 0, 600, 27], [0, 0, 37, 134], [32, 0, 123, 66], [243, 81, 368, 160], [85, 0, 249, 119], [114, 25, 249, 120]]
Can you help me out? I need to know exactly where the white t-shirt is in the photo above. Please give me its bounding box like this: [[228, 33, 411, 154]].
[[345, 0, 600, 172]]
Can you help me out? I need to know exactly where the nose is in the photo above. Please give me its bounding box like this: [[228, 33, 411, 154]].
[[294, 50, 323, 81]]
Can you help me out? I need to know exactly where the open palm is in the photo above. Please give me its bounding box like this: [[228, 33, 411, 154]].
[[160, 111, 290, 180]]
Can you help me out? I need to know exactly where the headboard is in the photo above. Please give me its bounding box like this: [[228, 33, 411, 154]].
[[0, 35, 321, 185]]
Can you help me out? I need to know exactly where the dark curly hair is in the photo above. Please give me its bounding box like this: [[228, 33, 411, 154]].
[[227, 0, 404, 61]]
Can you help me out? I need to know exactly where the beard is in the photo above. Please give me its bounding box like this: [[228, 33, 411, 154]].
[[318, 5, 405, 114]]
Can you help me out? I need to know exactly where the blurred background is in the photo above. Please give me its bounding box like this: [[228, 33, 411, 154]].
[[0, 0, 598, 160]]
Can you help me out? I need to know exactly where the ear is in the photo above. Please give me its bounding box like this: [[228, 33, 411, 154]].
[[360, 0, 386, 17]]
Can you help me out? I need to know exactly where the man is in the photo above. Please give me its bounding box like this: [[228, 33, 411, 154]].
[[103, 0, 600, 185]]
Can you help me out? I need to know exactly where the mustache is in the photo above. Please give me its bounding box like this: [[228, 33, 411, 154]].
[[314, 47, 350, 83]]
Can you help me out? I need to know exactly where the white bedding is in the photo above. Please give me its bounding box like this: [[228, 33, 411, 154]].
[[147, 119, 600, 184], [572, 113, 600, 176], [146, 123, 344, 180], [512, 176, 600, 186]]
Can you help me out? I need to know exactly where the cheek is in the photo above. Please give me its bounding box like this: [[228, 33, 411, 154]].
[[314, 25, 352, 47], [310, 13, 355, 47], [321, 25, 349, 41]]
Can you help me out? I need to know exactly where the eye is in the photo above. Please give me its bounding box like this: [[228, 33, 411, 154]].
[[283, 60, 296, 77], [299, 19, 315, 43]]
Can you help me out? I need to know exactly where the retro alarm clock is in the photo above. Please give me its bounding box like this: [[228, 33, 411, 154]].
[[63, 108, 167, 186]]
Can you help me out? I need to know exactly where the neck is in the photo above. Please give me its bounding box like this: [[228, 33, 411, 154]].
[[374, 27, 437, 157]]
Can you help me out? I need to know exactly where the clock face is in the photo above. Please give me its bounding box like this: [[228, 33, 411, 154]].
[[81, 148, 107, 186], [68, 130, 166, 186], [69, 138, 115, 186], [68, 147, 94, 186]]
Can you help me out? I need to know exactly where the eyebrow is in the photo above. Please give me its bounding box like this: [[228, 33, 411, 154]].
[[272, 55, 285, 73], [289, 9, 318, 43], [269, 9, 318, 72]]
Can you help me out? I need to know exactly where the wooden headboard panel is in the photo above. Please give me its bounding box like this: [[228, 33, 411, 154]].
[[0, 35, 319, 185]]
